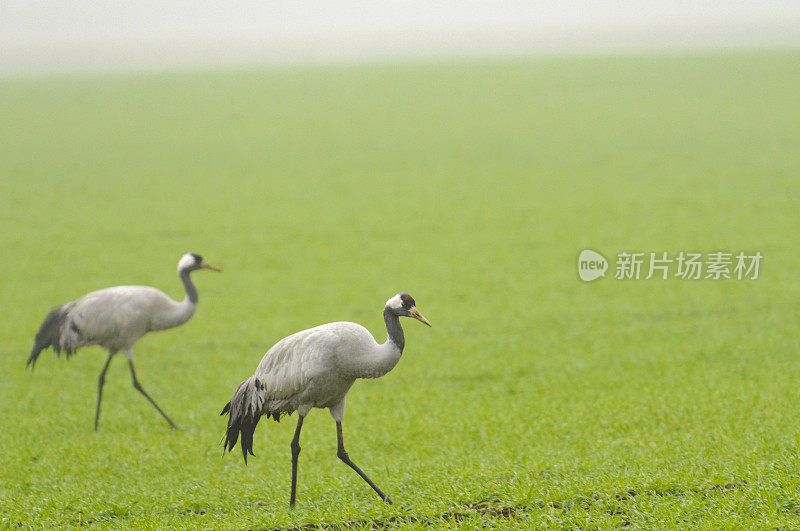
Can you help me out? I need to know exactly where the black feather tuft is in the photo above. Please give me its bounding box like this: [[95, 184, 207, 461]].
[[221, 376, 268, 464], [27, 306, 69, 369]]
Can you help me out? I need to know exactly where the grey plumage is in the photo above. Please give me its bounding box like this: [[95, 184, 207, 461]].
[[222, 292, 430, 508], [28, 252, 220, 430]]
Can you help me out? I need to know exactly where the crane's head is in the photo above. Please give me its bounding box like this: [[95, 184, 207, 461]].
[[178, 252, 221, 274], [385, 292, 431, 326]]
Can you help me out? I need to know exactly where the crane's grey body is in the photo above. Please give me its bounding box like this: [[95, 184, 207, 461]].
[[28, 252, 219, 430], [254, 321, 402, 419], [36, 285, 197, 356], [222, 292, 430, 508]]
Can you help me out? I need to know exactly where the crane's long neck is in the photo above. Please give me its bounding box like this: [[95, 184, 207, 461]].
[[151, 269, 198, 331], [181, 268, 199, 304], [354, 307, 405, 379], [384, 307, 405, 352]]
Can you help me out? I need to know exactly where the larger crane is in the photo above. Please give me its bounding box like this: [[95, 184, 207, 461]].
[[28, 252, 220, 430], [222, 292, 431, 508]]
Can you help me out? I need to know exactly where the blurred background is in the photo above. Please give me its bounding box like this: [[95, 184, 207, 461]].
[[2, 0, 800, 75]]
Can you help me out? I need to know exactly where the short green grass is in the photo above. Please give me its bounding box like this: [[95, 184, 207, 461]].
[[1, 50, 799, 529]]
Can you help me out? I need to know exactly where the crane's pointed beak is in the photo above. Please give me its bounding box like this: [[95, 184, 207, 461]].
[[408, 306, 431, 327], [200, 262, 221, 272]]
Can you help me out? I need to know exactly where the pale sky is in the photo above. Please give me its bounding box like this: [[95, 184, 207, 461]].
[[2, 1, 799, 74]]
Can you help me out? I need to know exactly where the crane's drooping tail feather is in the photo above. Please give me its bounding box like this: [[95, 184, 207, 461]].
[[27, 305, 73, 369], [221, 376, 270, 464]]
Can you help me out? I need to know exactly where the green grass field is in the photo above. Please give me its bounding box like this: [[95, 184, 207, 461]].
[[1, 50, 799, 529]]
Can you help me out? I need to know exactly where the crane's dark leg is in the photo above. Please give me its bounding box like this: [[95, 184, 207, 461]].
[[289, 415, 305, 509], [336, 421, 392, 504], [127, 359, 180, 430], [94, 350, 116, 431]]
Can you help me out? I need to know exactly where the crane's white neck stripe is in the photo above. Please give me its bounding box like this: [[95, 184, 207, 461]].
[[178, 253, 197, 273], [385, 294, 403, 311]]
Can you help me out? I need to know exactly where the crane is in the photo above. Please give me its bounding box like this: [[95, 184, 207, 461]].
[[221, 292, 431, 508], [27, 252, 220, 430]]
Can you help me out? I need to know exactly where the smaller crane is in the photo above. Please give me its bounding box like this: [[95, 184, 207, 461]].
[[28, 252, 220, 430], [222, 292, 430, 508]]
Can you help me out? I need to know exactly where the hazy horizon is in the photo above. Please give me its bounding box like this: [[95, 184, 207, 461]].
[[2, 1, 799, 76]]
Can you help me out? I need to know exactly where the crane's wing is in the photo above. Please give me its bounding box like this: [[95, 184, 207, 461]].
[[254, 322, 361, 403], [221, 322, 371, 462], [221, 326, 337, 462]]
